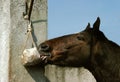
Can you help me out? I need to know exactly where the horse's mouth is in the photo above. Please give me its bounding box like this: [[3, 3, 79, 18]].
[[39, 52, 51, 63]]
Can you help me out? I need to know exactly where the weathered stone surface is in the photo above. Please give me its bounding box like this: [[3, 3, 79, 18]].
[[0, 0, 10, 82], [45, 65, 96, 82], [9, 0, 48, 82]]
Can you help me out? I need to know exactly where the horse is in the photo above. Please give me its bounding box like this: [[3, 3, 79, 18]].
[[38, 17, 120, 82]]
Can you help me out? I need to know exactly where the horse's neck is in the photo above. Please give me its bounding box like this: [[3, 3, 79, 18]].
[[87, 41, 120, 82], [106, 41, 120, 58]]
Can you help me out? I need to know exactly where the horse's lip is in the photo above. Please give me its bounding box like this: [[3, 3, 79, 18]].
[[39, 52, 51, 61]]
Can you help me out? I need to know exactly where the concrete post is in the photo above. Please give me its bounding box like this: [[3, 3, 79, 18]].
[[0, 0, 10, 82], [9, 0, 48, 82], [45, 65, 96, 82]]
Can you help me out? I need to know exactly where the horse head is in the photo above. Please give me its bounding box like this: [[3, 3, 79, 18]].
[[38, 17, 105, 67]]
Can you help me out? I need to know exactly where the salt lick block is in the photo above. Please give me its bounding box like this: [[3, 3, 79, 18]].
[[21, 47, 41, 66]]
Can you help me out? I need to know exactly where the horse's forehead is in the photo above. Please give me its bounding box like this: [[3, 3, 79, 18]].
[[79, 30, 91, 36], [56, 34, 78, 40], [46, 30, 92, 44], [45, 34, 77, 43]]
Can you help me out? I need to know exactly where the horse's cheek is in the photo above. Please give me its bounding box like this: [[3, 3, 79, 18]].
[[80, 45, 90, 59]]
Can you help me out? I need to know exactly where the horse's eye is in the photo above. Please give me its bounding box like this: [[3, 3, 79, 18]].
[[77, 36, 85, 41]]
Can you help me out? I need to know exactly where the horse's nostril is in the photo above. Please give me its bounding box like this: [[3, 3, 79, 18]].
[[40, 43, 50, 52]]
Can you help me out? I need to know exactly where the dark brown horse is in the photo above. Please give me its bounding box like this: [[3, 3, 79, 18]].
[[38, 17, 120, 82]]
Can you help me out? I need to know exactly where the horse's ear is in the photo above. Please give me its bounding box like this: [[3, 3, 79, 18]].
[[85, 23, 91, 30], [93, 17, 100, 31]]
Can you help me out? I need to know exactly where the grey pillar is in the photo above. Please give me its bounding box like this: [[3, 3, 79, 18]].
[[45, 65, 96, 82], [9, 0, 48, 82], [0, 0, 10, 82]]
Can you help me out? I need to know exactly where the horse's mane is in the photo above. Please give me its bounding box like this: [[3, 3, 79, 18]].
[[108, 40, 120, 48], [95, 30, 119, 48]]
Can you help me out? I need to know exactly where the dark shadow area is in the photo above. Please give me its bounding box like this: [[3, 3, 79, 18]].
[[31, 20, 47, 47], [32, 20, 47, 24], [25, 65, 50, 82], [31, 22, 38, 46]]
